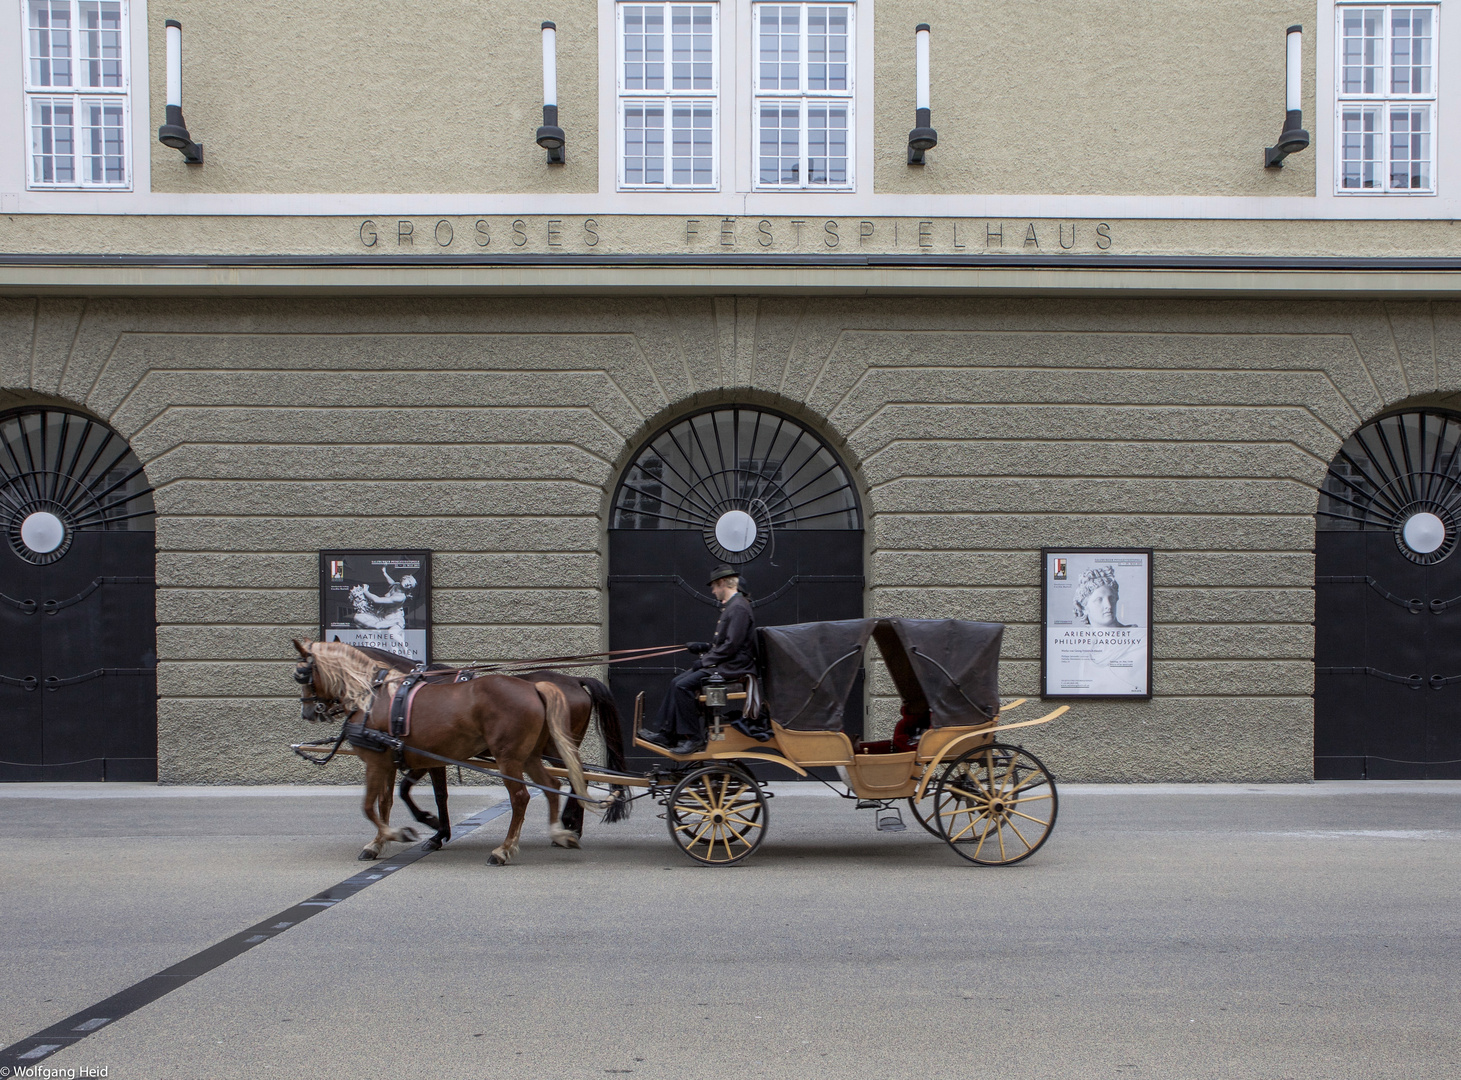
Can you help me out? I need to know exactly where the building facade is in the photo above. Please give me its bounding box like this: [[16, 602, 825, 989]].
[[2, 0, 1460, 783]]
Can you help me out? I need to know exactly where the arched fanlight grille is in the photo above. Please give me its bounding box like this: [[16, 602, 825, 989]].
[[1319, 409, 1461, 565], [612, 406, 860, 564], [0, 408, 155, 565]]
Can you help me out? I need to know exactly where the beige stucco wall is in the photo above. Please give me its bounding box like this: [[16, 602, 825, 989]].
[[874, 0, 1316, 196], [6, 292, 1460, 784], [147, 0, 598, 194], [134, 0, 1315, 198]]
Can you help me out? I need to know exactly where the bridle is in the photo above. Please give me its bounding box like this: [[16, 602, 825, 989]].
[[294, 657, 354, 723], [292, 655, 362, 764]]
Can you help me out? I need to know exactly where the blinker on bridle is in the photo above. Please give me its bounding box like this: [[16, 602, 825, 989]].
[[296, 657, 348, 722]]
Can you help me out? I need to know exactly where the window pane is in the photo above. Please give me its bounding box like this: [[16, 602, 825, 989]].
[[1390, 8, 1433, 94], [623, 103, 665, 185], [759, 103, 800, 184], [807, 6, 849, 92], [1340, 7, 1383, 93], [83, 98, 125, 184], [1340, 106, 1382, 189], [31, 97, 75, 184], [79, 1, 124, 89], [759, 5, 800, 90], [1389, 106, 1431, 189], [670, 5, 714, 90], [670, 102, 713, 185], [624, 5, 665, 91], [29, 0, 74, 88], [806, 104, 848, 184]]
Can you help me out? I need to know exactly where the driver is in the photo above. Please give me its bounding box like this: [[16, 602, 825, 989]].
[[640, 565, 756, 756]]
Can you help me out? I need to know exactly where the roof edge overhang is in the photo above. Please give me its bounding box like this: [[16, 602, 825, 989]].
[[2, 252, 1460, 298]]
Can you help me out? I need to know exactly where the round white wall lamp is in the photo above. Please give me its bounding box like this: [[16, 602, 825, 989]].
[[714, 510, 758, 553], [19, 511, 67, 555], [1401, 511, 1447, 556]]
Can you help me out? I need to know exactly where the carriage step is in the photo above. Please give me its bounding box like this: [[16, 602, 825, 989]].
[[875, 807, 906, 832]]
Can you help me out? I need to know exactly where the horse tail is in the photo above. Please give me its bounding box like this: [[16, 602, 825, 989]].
[[579, 677, 631, 823], [535, 681, 593, 805]]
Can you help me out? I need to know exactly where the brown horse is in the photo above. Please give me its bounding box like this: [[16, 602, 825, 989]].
[[356, 651, 632, 849], [293, 640, 595, 865]]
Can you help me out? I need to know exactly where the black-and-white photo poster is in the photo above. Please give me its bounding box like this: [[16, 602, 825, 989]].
[[319, 550, 432, 663], [1041, 548, 1152, 699]]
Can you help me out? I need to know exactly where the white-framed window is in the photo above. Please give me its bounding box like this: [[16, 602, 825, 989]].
[[752, 3, 854, 190], [617, 3, 719, 190], [1335, 5, 1438, 193], [22, 0, 131, 189]]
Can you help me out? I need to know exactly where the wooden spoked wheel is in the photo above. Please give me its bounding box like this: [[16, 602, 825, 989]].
[[667, 765, 769, 866], [932, 744, 1058, 866]]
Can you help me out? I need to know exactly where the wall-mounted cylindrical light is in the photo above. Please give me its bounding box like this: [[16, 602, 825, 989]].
[[1264, 24, 1309, 168], [906, 24, 937, 165], [157, 19, 204, 164], [535, 21, 566, 165]]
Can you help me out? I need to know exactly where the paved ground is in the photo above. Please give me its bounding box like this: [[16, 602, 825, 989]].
[[1, 781, 1459, 1080]]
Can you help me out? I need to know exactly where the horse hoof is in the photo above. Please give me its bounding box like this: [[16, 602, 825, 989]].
[[488, 852, 507, 866], [423, 838, 442, 852], [358, 849, 377, 861]]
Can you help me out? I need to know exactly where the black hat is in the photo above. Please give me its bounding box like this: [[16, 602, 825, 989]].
[[706, 565, 739, 585]]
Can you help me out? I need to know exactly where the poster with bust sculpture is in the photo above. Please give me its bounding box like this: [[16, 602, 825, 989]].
[[319, 550, 432, 663], [1041, 548, 1152, 699]]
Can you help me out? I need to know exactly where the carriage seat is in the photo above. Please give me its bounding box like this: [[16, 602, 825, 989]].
[[695, 673, 762, 716]]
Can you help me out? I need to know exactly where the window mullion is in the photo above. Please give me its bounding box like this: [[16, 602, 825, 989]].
[[799, 100, 808, 188]]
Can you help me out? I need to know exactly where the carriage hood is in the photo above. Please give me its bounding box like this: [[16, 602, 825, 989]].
[[758, 617, 1003, 731]]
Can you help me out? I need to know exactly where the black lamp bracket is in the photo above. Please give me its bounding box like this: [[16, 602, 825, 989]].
[[1265, 109, 1310, 168], [157, 104, 203, 165], [907, 107, 937, 166], [536, 103, 566, 165]]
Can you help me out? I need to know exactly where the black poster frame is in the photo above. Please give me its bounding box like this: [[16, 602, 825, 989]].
[[318, 549, 433, 663], [1040, 547, 1154, 700]]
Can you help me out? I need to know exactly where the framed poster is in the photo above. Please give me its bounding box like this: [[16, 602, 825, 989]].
[[1041, 548, 1152, 699], [319, 550, 432, 663]]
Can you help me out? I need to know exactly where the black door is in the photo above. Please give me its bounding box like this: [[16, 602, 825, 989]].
[[607, 406, 864, 770], [1316, 409, 1461, 779], [0, 408, 157, 781]]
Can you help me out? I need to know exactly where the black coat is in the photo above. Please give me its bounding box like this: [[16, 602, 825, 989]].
[[699, 591, 756, 677]]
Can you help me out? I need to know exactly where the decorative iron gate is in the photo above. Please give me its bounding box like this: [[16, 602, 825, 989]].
[[0, 408, 157, 781], [1316, 409, 1461, 779], [608, 406, 864, 769]]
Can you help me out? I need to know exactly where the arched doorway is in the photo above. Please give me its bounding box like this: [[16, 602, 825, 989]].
[[608, 405, 864, 766], [1316, 408, 1461, 779], [0, 407, 156, 781]]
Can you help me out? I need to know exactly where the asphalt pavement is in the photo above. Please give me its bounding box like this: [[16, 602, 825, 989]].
[[1, 780, 1459, 1080]]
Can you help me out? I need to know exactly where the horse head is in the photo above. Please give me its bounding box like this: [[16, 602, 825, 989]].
[[292, 638, 332, 722]]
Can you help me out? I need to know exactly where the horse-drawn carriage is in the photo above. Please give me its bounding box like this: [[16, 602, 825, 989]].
[[291, 617, 1067, 867], [628, 617, 1067, 865]]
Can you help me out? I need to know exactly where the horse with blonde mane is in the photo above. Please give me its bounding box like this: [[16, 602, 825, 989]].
[[293, 639, 596, 865], [350, 646, 632, 851]]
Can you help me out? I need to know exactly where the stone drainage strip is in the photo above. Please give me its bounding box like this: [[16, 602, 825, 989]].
[[0, 799, 518, 1070]]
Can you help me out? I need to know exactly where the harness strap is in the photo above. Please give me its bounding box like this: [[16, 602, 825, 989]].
[[389, 665, 431, 737], [293, 719, 351, 765], [340, 722, 603, 803]]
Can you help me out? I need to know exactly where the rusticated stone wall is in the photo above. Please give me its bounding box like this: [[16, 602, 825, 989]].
[[4, 293, 1458, 783]]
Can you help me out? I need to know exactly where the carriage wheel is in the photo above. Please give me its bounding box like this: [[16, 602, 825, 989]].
[[932, 744, 1058, 866], [907, 794, 942, 839], [667, 765, 769, 866]]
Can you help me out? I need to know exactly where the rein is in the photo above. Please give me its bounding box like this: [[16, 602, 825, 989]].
[[416, 644, 689, 679]]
